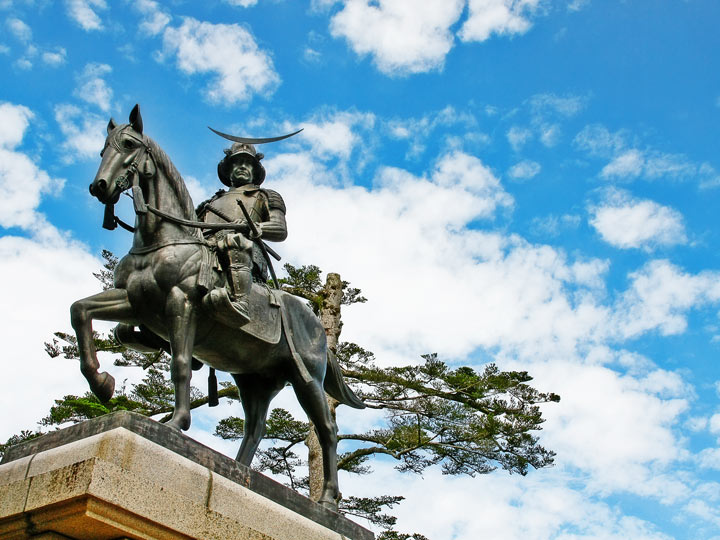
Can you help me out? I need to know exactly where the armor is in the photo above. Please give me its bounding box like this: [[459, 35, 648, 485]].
[[197, 143, 287, 325]]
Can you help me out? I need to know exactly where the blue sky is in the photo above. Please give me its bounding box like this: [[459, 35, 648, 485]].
[[2, 1, 720, 538]]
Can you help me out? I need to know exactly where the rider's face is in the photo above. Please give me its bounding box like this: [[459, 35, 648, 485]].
[[230, 156, 254, 187]]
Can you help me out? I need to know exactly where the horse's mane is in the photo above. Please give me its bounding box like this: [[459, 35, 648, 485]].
[[146, 136, 202, 240]]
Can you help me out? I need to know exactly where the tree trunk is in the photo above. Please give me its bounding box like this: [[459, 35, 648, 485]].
[[306, 272, 342, 502]]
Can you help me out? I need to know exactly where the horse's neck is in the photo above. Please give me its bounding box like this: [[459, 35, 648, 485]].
[[133, 168, 198, 249]]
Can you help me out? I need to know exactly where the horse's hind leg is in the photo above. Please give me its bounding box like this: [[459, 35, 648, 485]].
[[70, 289, 136, 402], [291, 376, 339, 509], [233, 374, 284, 466]]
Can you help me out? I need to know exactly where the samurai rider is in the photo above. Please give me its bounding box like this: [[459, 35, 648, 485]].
[[196, 142, 287, 325]]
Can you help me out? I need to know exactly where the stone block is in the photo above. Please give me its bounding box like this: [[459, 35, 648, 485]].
[[0, 411, 373, 540]]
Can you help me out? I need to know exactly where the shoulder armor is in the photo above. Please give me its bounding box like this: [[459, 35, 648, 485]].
[[196, 189, 226, 216], [261, 188, 286, 213]]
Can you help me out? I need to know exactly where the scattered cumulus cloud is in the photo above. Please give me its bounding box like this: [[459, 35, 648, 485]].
[[299, 110, 375, 161], [601, 149, 697, 181], [223, 0, 259, 6], [458, 0, 542, 43], [576, 123, 707, 183], [589, 189, 687, 251], [133, 0, 171, 36], [54, 104, 107, 163], [539, 123, 561, 147], [568, 0, 591, 11], [531, 213, 581, 237], [6, 17, 32, 42], [14, 57, 32, 70], [42, 47, 67, 66], [0, 102, 65, 232], [328, 0, 465, 76], [508, 159, 541, 180], [323, 1, 556, 76], [530, 92, 587, 117], [387, 106, 479, 158], [574, 124, 627, 156], [74, 62, 113, 112], [65, 0, 107, 31], [161, 17, 280, 104], [507, 125, 533, 151], [613, 259, 720, 339]]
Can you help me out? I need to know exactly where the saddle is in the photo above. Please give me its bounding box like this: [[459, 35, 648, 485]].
[[202, 281, 282, 344]]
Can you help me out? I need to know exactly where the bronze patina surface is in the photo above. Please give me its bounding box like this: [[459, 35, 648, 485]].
[[71, 105, 364, 509]]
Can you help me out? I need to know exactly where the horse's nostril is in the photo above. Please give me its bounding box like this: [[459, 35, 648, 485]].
[[89, 183, 94, 195]]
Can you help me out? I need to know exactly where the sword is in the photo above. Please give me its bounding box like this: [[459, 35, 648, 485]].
[[235, 200, 281, 290]]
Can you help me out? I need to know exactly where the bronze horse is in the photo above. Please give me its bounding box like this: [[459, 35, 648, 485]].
[[71, 105, 364, 508]]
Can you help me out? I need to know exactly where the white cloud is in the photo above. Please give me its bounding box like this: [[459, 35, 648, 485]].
[[386, 106, 479, 158], [459, 0, 542, 43], [507, 125, 533, 151], [328, 0, 465, 75], [54, 104, 107, 162], [0, 102, 65, 232], [299, 110, 375, 161], [73, 62, 113, 112], [601, 149, 645, 179], [344, 463, 674, 540], [133, 0, 171, 36], [42, 47, 67, 66], [508, 159, 541, 180], [184, 175, 213, 206], [612, 260, 720, 339], [531, 213, 581, 237], [535, 360, 690, 498], [7, 17, 31, 42], [577, 124, 705, 183], [161, 17, 280, 104], [698, 448, 720, 470], [0, 234, 106, 441], [589, 189, 687, 251], [539, 122, 561, 147], [568, 0, 590, 11], [530, 92, 586, 117], [223, 0, 258, 6], [65, 0, 107, 31], [14, 57, 32, 70], [0, 103, 107, 441], [710, 413, 720, 434], [574, 124, 627, 157]]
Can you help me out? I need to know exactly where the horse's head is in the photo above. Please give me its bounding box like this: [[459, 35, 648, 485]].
[[90, 104, 156, 205]]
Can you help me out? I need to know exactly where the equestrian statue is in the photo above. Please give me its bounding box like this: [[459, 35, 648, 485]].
[[70, 104, 364, 509]]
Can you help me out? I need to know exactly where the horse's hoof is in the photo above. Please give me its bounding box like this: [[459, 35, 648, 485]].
[[92, 372, 115, 403], [318, 498, 338, 512], [166, 414, 191, 431]]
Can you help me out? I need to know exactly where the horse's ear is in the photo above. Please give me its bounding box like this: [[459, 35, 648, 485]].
[[129, 104, 143, 135], [107, 118, 117, 134]]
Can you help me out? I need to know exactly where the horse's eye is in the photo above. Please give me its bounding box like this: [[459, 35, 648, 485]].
[[123, 139, 134, 149]]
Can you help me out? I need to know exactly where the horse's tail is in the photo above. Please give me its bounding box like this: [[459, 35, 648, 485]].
[[324, 350, 365, 409]]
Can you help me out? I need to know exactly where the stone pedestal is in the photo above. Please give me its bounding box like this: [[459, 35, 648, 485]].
[[0, 411, 373, 540]]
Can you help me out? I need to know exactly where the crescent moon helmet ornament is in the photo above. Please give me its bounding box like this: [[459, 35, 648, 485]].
[[208, 126, 303, 145]]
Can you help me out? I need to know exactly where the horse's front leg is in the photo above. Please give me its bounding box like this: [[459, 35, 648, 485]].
[[70, 289, 136, 402], [165, 287, 198, 431]]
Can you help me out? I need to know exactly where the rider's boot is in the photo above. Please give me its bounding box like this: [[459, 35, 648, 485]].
[[227, 254, 252, 324], [203, 235, 253, 327]]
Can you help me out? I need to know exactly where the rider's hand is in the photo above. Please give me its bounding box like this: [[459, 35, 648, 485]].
[[233, 219, 250, 234]]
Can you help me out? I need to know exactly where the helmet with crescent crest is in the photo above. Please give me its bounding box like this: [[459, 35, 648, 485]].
[[217, 142, 266, 186]]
